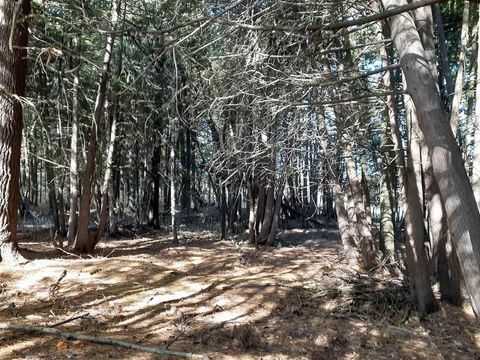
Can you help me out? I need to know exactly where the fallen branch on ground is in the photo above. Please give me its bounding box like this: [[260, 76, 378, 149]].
[[0, 323, 209, 359], [48, 313, 90, 327]]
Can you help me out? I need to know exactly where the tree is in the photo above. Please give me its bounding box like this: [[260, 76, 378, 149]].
[[0, 0, 30, 264], [384, 0, 480, 316], [74, 0, 120, 253]]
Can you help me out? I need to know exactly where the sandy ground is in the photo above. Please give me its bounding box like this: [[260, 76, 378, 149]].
[[0, 228, 479, 359]]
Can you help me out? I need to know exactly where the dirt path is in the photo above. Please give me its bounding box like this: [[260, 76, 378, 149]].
[[0, 229, 479, 359]]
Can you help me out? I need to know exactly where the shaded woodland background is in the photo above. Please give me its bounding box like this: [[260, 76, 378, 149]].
[[3, 0, 480, 359]]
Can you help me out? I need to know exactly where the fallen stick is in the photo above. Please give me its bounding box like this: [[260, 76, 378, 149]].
[[48, 313, 90, 328], [0, 323, 209, 359]]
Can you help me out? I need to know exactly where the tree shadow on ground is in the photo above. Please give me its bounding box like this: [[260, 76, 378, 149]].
[[1, 229, 480, 359]]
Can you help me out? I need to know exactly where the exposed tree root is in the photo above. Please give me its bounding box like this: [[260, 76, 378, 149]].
[[0, 323, 210, 359]]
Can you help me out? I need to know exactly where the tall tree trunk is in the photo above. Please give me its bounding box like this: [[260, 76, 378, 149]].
[[255, 184, 266, 239], [220, 185, 227, 240], [449, 1, 469, 139], [170, 120, 178, 244], [0, 0, 30, 264], [318, 112, 358, 262], [247, 176, 257, 244], [58, 188, 66, 238], [74, 0, 119, 253], [384, 0, 480, 316], [343, 141, 377, 270], [109, 166, 119, 235], [331, 164, 358, 262], [93, 115, 117, 247], [433, 3, 454, 109], [472, 4, 480, 209], [67, 40, 80, 245], [266, 179, 285, 246], [257, 176, 275, 244], [380, 14, 436, 316], [379, 133, 395, 261], [360, 152, 372, 226], [148, 137, 161, 228], [404, 106, 437, 316], [30, 143, 38, 206], [45, 151, 59, 231], [405, 93, 425, 216], [411, 0, 463, 306]]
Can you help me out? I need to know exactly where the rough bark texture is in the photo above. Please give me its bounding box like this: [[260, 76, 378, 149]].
[[379, 22, 397, 261], [360, 152, 372, 226], [412, 0, 462, 306], [170, 121, 178, 244], [266, 180, 285, 246], [318, 114, 358, 263], [93, 116, 117, 246], [331, 167, 358, 262], [344, 142, 377, 270], [247, 177, 257, 244], [449, 1, 469, 137], [433, 3, 454, 108], [148, 138, 161, 228], [380, 18, 436, 315], [74, 0, 119, 253], [0, 0, 30, 264], [473, 4, 480, 209], [257, 177, 275, 244], [67, 56, 80, 245], [384, 0, 480, 316], [404, 119, 437, 316], [379, 136, 395, 260], [46, 151, 59, 231]]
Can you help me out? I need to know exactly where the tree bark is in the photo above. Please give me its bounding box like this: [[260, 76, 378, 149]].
[[0, 0, 30, 264], [257, 176, 275, 244], [384, 0, 480, 316], [220, 185, 227, 240], [93, 115, 117, 247], [148, 137, 161, 228], [380, 19, 436, 315], [74, 0, 120, 253], [331, 165, 358, 262], [360, 152, 372, 226], [255, 184, 266, 239], [266, 180, 285, 246], [411, 0, 463, 306], [45, 149, 59, 232], [472, 4, 480, 209], [318, 111, 358, 262], [379, 130, 395, 260], [449, 1, 469, 138], [247, 176, 257, 244], [344, 141, 377, 270], [170, 120, 179, 244], [433, 3, 454, 109], [404, 111, 437, 316], [67, 40, 80, 245]]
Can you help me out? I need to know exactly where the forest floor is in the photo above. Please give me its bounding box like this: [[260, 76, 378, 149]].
[[0, 228, 479, 360]]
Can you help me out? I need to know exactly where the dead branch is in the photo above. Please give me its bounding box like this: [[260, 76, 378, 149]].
[[48, 313, 90, 328], [142, 0, 448, 35], [49, 270, 67, 298], [0, 323, 210, 359]]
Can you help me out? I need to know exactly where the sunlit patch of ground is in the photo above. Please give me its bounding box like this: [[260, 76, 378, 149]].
[[0, 228, 479, 359]]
